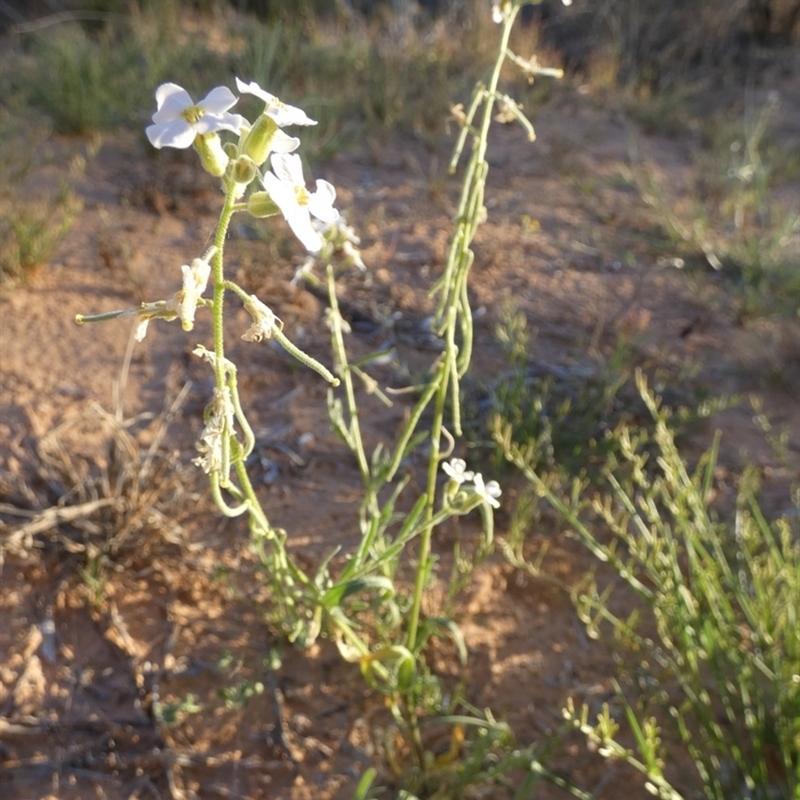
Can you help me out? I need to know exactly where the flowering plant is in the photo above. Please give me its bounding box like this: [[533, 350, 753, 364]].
[[78, 79, 343, 485], [71, 2, 565, 785]]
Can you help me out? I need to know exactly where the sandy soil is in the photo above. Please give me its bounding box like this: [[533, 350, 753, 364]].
[[1, 78, 799, 800]]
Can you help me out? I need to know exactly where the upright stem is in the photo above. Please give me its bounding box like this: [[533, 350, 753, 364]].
[[210, 183, 238, 488], [435, 6, 517, 322], [479, 8, 517, 158], [405, 8, 518, 654], [407, 340, 452, 653], [212, 183, 237, 391]]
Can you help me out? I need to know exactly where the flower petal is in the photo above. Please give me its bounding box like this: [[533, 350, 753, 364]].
[[271, 152, 305, 186], [235, 77, 276, 105], [308, 180, 338, 223], [268, 129, 301, 154], [287, 213, 324, 252], [262, 169, 295, 209], [194, 111, 246, 136], [134, 318, 150, 342], [236, 78, 316, 126], [442, 458, 474, 484], [474, 473, 502, 508], [266, 103, 317, 127], [198, 85, 239, 115], [153, 83, 193, 120], [146, 118, 196, 149], [262, 171, 322, 251]]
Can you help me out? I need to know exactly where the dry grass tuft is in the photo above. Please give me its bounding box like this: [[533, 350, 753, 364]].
[[0, 383, 199, 583]]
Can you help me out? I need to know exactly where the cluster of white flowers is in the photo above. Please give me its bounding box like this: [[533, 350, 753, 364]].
[[130, 78, 345, 345], [146, 78, 339, 253], [442, 458, 501, 509], [77, 77, 365, 482]]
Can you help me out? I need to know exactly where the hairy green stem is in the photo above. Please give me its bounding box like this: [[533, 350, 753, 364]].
[[211, 183, 238, 488], [211, 182, 236, 397]]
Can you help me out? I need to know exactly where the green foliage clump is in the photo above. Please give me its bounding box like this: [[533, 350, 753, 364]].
[[0, 116, 85, 283], [499, 371, 800, 800]]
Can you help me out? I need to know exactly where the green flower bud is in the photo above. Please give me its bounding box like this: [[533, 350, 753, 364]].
[[231, 155, 257, 187], [194, 132, 228, 177], [247, 191, 280, 218], [240, 114, 279, 166]]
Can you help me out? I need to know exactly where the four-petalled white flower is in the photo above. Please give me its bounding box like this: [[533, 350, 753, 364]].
[[442, 458, 475, 485], [473, 473, 502, 509], [233, 78, 317, 162], [146, 83, 244, 149], [235, 78, 317, 127], [262, 153, 338, 252], [442, 459, 501, 509]]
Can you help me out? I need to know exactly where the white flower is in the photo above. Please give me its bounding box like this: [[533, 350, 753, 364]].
[[491, 0, 505, 24], [146, 83, 244, 149], [342, 239, 365, 271], [262, 153, 338, 252], [442, 458, 474, 485], [303, 216, 366, 272], [292, 255, 317, 285], [235, 78, 317, 127], [328, 217, 365, 269], [234, 81, 308, 165], [242, 294, 283, 342], [324, 307, 350, 334], [473, 473, 502, 508], [174, 254, 212, 331]]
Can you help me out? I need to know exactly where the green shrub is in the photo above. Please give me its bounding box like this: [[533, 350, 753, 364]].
[[499, 370, 800, 799]]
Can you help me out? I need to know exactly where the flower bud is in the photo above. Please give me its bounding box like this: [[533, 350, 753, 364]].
[[194, 132, 229, 177], [240, 113, 280, 166], [247, 191, 280, 218], [231, 155, 257, 187]]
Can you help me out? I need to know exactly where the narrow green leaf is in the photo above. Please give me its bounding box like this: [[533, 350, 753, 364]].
[[322, 575, 394, 610]]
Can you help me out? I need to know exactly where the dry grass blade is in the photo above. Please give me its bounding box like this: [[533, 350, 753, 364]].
[[0, 498, 115, 566]]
